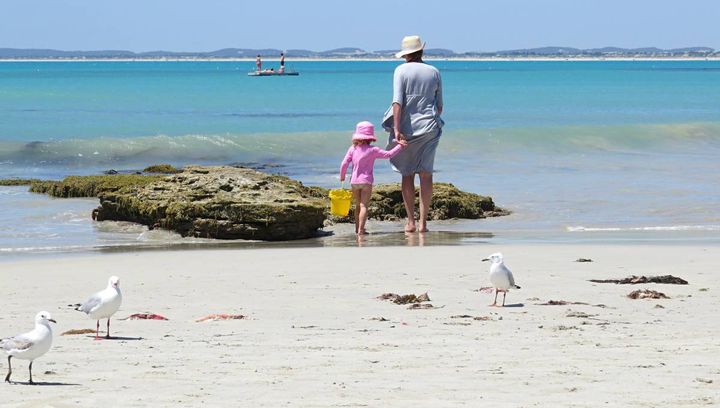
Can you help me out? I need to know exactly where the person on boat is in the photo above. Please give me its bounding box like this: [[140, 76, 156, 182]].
[[256, 55, 262, 72]]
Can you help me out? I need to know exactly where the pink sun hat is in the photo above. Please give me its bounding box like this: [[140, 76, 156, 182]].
[[351, 121, 377, 142]]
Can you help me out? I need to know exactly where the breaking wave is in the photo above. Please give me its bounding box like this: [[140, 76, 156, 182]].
[[0, 122, 718, 168]]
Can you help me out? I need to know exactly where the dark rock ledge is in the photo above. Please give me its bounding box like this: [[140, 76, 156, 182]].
[[3, 166, 509, 241]]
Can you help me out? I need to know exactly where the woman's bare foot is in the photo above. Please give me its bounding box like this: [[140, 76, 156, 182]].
[[418, 222, 428, 233], [357, 229, 368, 235], [404, 223, 416, 233]]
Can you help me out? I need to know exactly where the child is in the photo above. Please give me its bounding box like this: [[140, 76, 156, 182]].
[[340, 121, 407, 235]]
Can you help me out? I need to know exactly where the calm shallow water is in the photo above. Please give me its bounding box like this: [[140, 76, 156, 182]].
[[1, 60, 719, 255]]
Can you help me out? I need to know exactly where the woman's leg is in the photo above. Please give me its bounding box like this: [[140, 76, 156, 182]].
[[418, 171, 433, 232], [357, 185, 372, 235], [401, 174, 416, 232], [352, 188, 361, 234]]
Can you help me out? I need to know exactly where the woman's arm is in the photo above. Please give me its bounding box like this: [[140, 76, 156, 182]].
[[392, 103, 404, 141], [436, 72, 443, 115], [392, 67, 406, 141]]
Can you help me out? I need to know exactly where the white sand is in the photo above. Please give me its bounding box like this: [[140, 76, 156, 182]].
[[0, 244, 718, 407]]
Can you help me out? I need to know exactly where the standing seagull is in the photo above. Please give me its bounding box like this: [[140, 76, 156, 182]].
[[482, 253, 521, 306], [2, 311, 56, 384], [75, 276, 122, 339]]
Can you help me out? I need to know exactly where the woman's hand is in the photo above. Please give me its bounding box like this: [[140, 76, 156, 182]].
[[396, 139, 408, 147], [395, 132, 407, 142]]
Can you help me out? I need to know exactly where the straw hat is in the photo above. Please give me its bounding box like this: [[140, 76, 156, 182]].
[[395, 35, 426, 58], [352, 121, 377, 142]]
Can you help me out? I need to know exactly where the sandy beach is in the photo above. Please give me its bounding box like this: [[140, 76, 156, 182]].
[[1, 244, 717, 407]]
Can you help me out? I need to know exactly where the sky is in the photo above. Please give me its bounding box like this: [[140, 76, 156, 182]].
[[2, 0, 718, 52]]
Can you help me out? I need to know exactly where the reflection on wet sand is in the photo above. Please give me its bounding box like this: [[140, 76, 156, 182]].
[[326, 230, 494, 248]]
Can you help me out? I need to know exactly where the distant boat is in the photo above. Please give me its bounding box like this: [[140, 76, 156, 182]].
[[248, 70, 299, 77]]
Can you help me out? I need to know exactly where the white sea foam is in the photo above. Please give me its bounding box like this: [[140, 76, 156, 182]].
[[567, 225, 720, 232]]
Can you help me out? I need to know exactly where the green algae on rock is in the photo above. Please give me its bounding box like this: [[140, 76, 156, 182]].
[[143, 164, 182, 174], [93, 166, 327, 241], [326, 182, 508, 223], [29, 175, 164, 198], [0, 178, 42, 186]]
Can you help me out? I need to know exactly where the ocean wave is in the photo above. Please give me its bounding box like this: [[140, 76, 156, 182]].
[[567, 225, 720, 232], [0, 122, 718, 169]]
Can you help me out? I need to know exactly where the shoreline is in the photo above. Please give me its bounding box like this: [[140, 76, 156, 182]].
[[1, 244, 717, 406], [2, 57, 720, 62]]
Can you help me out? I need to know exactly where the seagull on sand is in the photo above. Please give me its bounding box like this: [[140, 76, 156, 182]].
[[2, 311, 56, 384], [75, 276, 122, 339], [482, 253, 521, 306]]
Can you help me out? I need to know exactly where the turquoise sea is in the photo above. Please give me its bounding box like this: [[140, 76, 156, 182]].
[[1, 60, 719, 254]]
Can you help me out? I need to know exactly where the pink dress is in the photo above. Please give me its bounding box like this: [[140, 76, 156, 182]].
[[340, 144, 404, 185]]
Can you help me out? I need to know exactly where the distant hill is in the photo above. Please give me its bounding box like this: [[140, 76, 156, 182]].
[[0, 46, 716, 59]]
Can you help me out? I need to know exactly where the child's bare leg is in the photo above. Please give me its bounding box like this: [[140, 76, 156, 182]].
[[357, 185, 372, 235], [352, 188, 361, 234]]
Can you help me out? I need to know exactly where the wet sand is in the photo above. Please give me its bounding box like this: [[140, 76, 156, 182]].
[[0, 244, 718, 406]]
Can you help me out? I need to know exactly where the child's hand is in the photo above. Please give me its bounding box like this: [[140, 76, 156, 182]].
[[340, 176, 345, 182], [396, 139, 408, 147]]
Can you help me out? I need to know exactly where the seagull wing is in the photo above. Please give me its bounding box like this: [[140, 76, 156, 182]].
[[503, 264, 520, 289], [1, 335, 34, 353], [77, 292, 103, 314]]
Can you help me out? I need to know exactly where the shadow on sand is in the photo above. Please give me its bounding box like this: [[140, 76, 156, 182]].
[[84, 336, 144, 341], [8, 381, 80, 386]]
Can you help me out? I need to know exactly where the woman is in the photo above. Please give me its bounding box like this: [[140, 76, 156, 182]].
[[385, 35, 443, 233]]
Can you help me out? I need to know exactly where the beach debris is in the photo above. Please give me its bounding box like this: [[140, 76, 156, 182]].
[[589, 275, 688, 285], [627, 289, 669, 300], [654, 304, 665, 309], [475, 287, 494, 293], [695, 377, 713, 384], [575, 258, 593, 262], [377, 292, 430, 304], [195, 314, 247, 322], [535, 300, 609, 308], [120, 313, 169, 321], [699, 288, 709, 292], [566, 310, 595, 318], [537, 300, 589, 306], [61, 328, 97, 336], [369, 317, 389, 322], [448, 314, 492, 321], [554, 325, 582, 331], [407, 303, 443, 310]]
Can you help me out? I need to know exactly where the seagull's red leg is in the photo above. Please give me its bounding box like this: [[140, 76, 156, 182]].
[[4, 356, 11, 383], [105, 319, 111, 339], [502, 291, 507, 306], [95, 320, 101, 340], [491, 289, 499, 306]]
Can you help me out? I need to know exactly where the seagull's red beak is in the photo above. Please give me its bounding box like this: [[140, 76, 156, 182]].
[[49, 319, 57, 324]]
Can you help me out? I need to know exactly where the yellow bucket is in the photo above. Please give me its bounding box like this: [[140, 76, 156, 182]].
[[329, 188, 352, 216]]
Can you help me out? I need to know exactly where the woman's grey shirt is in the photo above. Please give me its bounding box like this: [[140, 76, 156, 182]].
[[392, 62, 443, 137]]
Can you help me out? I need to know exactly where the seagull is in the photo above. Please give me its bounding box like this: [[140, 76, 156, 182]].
[[2, 311, 56, 384], [482, 253, 521, 307], [75, 276, 122, 339]]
